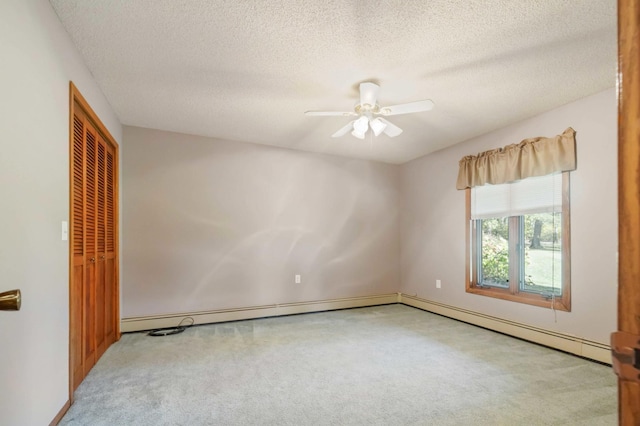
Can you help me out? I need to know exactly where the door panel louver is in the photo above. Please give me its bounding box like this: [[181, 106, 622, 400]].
[[97, 140, 106, 253], [85, 128, 96, 256], [106, 149, 115, 252], [72, 115, 84, 256]]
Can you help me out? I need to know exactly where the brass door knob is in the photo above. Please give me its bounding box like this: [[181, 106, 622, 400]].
[[0, 289, 21, 311], [90, 257, 96, 263]]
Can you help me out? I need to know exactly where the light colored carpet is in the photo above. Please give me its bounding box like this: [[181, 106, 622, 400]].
[[60, 304, 617, 425]]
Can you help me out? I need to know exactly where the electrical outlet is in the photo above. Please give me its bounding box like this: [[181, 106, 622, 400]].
[[436, 279, 441, 289], [295, 274, 301, 284]]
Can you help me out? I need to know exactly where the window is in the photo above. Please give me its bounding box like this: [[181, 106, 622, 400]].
[[466, 172, 571, 311]]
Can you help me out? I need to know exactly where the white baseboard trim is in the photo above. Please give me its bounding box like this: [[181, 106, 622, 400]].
[[399, 294, 611, 364], [121, 293, 400, 333]]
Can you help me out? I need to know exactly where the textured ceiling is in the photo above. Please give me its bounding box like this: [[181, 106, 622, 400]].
[[50, 0, 616, 164]]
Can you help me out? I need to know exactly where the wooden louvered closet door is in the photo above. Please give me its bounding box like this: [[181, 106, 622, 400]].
[[70, 97, 118, 392]]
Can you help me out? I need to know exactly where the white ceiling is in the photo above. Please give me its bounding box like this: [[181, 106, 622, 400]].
[[50, 0, 616, 164]]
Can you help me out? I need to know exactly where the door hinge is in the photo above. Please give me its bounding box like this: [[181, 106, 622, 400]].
[[611, 331, 640, 383]]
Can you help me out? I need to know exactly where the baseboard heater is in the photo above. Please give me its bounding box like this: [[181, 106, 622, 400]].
[[398, 293, 611, 365], [120, 293, 399, 333], [120, 292, 611, 365]]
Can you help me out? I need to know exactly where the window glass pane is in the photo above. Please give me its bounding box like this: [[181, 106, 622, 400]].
[[479, 218, 509, 288], [521, 213, 562, 295]]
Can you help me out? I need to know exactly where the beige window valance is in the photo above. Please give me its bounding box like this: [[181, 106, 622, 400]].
[[456, 127, 576, 190]]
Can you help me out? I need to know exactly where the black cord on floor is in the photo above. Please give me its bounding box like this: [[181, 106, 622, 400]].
[[147, 317, 195, 337]]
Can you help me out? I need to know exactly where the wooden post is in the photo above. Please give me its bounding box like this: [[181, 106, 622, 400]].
[[617, 0, 640, 423]]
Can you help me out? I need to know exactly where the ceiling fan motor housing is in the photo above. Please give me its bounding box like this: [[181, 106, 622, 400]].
[[355, 103, 380, 115]]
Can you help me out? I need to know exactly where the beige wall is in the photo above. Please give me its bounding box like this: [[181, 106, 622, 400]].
[[122, 127, 400, 317], [400, 88, 617, 344], [0, 1, 122, 425]]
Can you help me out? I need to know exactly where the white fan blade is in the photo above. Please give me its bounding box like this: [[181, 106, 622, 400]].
[[305, 111, 357, 116], [378, 100, 434, 116], [378, 118, 403, 137], [331, 121, 355, 138], [360, 82, 379, 107]]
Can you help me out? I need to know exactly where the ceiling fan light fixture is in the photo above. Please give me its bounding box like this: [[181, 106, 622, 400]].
[[351, 129, 366, 139], [351, 116, 369, 139], [370, 118, 387, 136]]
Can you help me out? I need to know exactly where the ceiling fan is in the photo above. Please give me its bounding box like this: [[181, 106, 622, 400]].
[[305, 82, 434, 139]]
